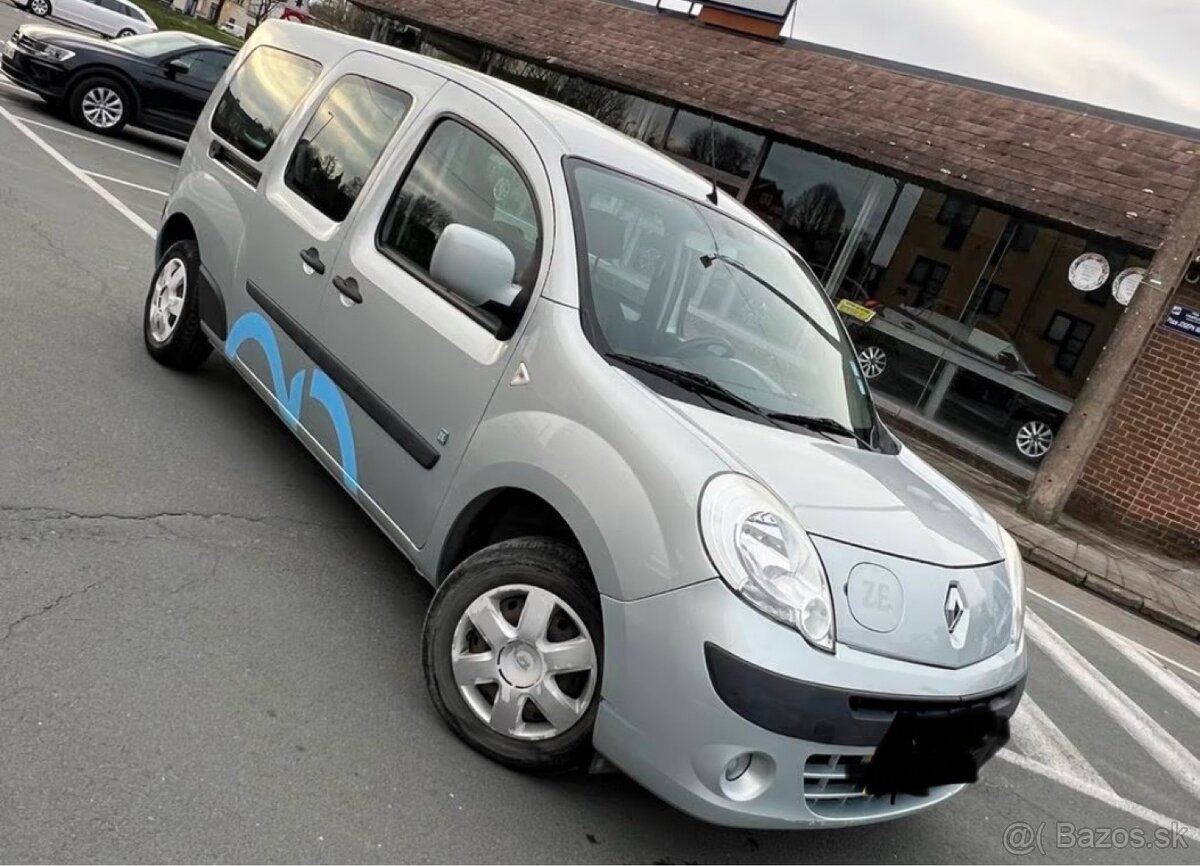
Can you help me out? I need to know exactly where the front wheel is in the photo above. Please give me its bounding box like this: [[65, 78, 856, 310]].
[[144, 239, 212, 370], [1011, 417, 1055, 462], [422, 537, 602, 775], [28, 0, 51, 17], [69, 75, 129, 134]]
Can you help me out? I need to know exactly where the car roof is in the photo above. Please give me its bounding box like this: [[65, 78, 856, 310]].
[[250, 21, 780, 235]]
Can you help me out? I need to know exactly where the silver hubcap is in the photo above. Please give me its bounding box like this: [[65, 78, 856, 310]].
[[81, 86, 123, 129], [857, 345, 887, 379], [1016, 419, 1054, 458], [148, 257, 186, 343], [451, 584, 597, 741], [31, 0, 48, 13]]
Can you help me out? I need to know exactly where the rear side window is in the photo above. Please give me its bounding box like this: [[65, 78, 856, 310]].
[[284, 75, 412, 222], [378, 119, 540, 293], [211, 46, 320, 162]]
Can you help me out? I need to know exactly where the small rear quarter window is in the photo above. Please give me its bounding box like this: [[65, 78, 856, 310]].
[[210, 46, 321, 162]]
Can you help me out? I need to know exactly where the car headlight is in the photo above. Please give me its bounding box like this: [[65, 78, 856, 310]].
[[31, 44, 74, 62], [999, 527, 1025, 645], [699, 473, 835, 652]]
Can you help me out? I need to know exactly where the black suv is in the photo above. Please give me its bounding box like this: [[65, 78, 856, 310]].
[[1, 25, 236, 137]]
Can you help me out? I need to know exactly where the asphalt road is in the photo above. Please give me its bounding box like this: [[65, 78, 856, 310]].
[[1, 5, 1199, 862]]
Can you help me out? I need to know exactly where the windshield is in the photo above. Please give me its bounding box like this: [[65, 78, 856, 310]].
[[568, 160, 875, 435], [115, 33, 203, 56]]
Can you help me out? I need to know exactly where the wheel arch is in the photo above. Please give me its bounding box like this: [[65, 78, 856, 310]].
[[156, 211, 198, 263], [436, 487, 587, 585], [65, 65, 143, 119]]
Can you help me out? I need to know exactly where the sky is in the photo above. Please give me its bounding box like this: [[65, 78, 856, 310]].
[[648, 0, 1200, 129]]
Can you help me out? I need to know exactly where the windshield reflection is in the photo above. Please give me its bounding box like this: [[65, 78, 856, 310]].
[[569, 160, 875, 436]]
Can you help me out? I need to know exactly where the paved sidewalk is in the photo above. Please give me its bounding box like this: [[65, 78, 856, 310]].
[[906, 439, 1200, 641]]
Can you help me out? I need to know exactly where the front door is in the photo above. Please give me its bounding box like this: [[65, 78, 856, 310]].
[[142, 48, 233, 135], [314, 82, 551, 547]]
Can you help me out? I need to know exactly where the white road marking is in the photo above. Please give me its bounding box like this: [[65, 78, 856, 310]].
[[9, 115, 180, 168], [1029, 587, 1200, 680], [0, 103, 154, 238], [998, 751, 1200, 843], [1104, 631, 1200, 721], [1027, 611, 1200, 801], [83, 170, 168, 196], [1009, 696, 1114, 794]]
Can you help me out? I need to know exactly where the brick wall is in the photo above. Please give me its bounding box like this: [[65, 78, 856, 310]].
[[1071, 282, 1200, 557]]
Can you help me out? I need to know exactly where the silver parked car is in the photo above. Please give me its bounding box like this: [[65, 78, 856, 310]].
[[144, 21, 1027, 829], [15, 0, 156, 39]]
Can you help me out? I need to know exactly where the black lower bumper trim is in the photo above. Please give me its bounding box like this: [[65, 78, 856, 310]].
[[705, 642, 1025, 747]]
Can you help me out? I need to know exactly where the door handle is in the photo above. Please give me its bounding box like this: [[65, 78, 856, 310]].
[[332, 275, 362, 304], [299, 247, 325, 275]]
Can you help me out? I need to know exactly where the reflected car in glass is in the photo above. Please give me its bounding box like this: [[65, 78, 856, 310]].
[[144, 21, 1028, 829], [840, 296, 1067, 462]]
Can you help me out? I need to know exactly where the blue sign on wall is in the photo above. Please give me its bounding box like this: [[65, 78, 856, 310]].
[[1163, 304, 1200, 342]]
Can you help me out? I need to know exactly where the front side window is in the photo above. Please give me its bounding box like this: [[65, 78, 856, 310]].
[[285, 75, 411, 222], [569, 160, 875, 438], [378, 119, 541, 301], [173, 49, 233, 85], [211, 46, 321, 162]]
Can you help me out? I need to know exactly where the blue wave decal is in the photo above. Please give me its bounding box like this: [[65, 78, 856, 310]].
[[226, 312, 358, 493], [226, 312, 306, 427], [308, 368, 358, 493]]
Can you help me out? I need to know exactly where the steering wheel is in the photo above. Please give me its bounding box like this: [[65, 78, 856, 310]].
[[672, 336, 736, 360]]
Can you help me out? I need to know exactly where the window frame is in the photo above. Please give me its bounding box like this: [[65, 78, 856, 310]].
[[1042, 310, 1094, 374], [905, 255, 950, 306], [373, 113, 545, 340], [282, 73, 413, 224], [208, 45, 323, 184]]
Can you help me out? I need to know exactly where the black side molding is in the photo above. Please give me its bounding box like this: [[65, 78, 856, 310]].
[[197, 264, 227, 340], [245, 280, 440, 470], [704, 642, 1024, 746]]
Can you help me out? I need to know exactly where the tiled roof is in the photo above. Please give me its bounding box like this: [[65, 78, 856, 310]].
[[358, 0, 1200, 249]]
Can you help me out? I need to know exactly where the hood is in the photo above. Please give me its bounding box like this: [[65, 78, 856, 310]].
[[666, 401, 1004, 567], [17, 24, 126, 52]]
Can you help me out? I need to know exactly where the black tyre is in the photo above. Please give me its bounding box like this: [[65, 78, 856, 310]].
[[143, 240, 212, 370], [69, 75, 130, 134], [116, 27, 135, 37], [422, 537, 602, 775], [28, 0, 51, 17]]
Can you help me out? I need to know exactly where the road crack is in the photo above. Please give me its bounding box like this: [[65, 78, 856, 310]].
[[0, 504, 333, 528], [0, 580, 105, 644]]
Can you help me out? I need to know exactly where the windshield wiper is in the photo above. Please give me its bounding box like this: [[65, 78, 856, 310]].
[[606, 353, 781, 427], [767, 412, 875, 451], [698, 252, 841, 352]]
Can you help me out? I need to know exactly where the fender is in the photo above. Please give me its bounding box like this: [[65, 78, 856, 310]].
[[424, 408, 723, 602]]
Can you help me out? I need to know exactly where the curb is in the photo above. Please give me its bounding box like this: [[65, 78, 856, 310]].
[[1019, 543, 1200, 642]]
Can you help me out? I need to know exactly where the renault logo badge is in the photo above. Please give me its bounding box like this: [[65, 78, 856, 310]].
[[944, 582, 968, 647]]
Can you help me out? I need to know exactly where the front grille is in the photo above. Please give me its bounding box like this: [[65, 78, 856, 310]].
[[803, 754, 953, 820]]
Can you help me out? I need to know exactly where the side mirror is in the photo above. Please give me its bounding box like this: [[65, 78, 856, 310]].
[[166, 58, 189, 77], [429, 224, 518, 308]]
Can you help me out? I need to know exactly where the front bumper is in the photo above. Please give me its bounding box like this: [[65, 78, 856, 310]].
[[594, 578, 1027, 829], [1, 42, 70, 98]]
